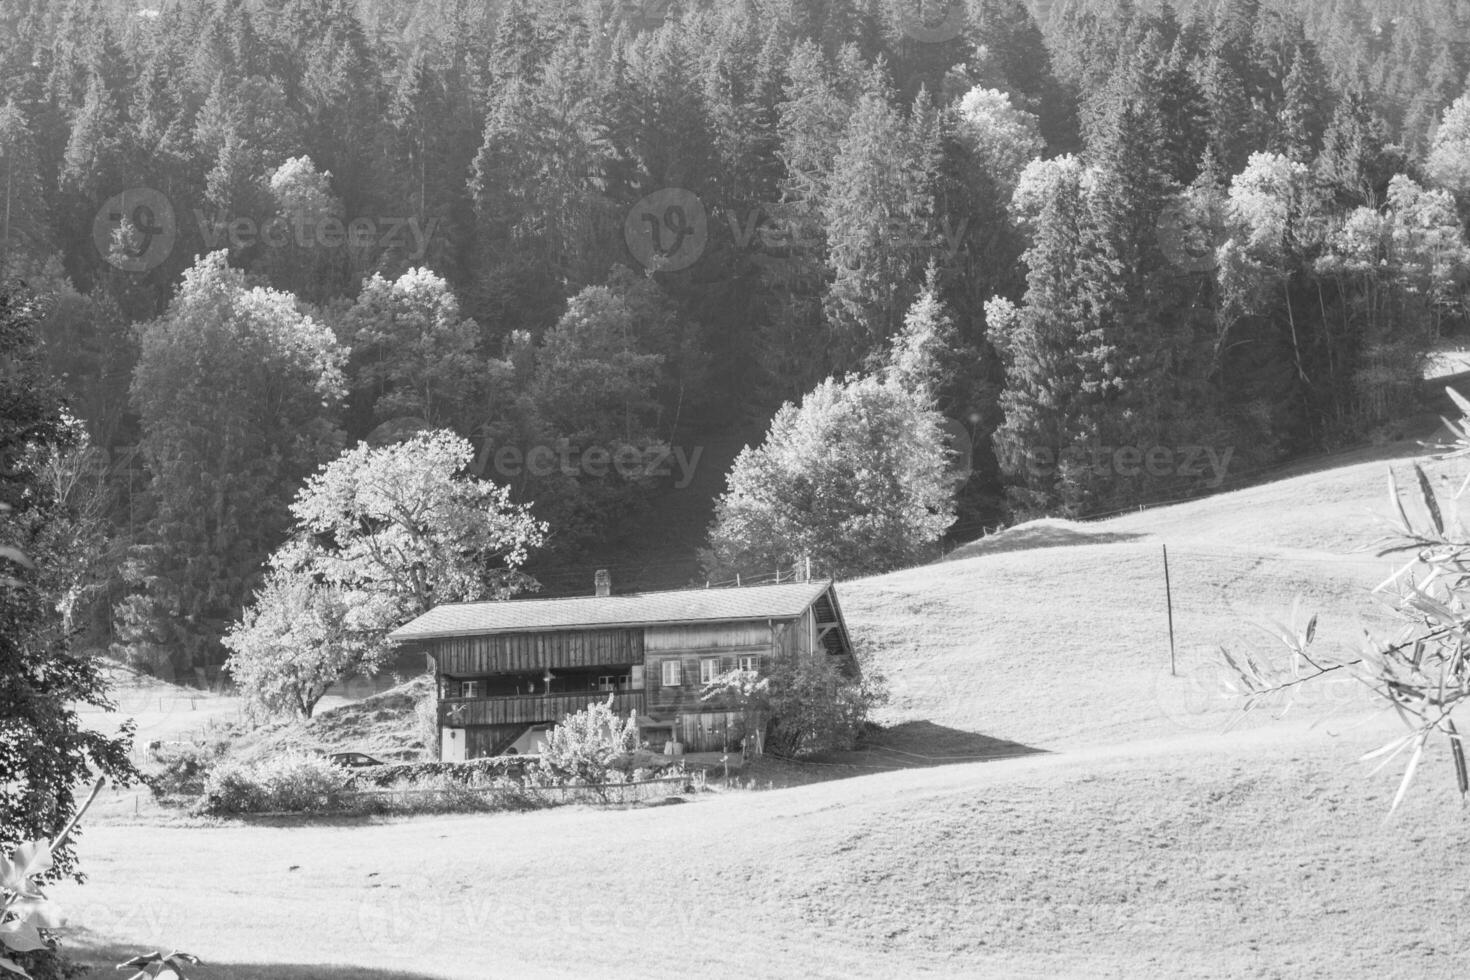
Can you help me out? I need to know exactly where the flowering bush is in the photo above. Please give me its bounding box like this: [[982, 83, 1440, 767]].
[[536, 695, 640, 784]]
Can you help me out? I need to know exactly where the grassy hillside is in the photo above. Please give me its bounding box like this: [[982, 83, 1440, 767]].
[[61, 727, 1467, 979], [58, 433, 1470, 978], [839, 434, 1453, 750]]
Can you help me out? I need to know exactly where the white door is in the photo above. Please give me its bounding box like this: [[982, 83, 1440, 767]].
[[441, 728, 467, 762]]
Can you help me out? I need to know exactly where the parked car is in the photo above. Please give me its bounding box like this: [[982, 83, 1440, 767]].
[[327, 752, 385, 769]]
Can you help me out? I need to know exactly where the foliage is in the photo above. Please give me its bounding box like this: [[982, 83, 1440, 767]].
[[1219, 390, 1470, 813], [225, 430, 545, 718], [0, 285, 138, 883], [1426, 95, 1470, 198], [707, 374, 957, 578], [536, 695, 641, 785], [222, 572, 358, 720], [1, 779, 198, 980], [953, 87, 1045, 197], [115, 951, 201, 980], [196, 753, 350, 816], [1, 779, 98, 980], [114, 252, 347, 675], [761, 652, 886, 758], [144, 743, 227, 799], [337, 266, 481, 432], [3, 0, 1469, 638]]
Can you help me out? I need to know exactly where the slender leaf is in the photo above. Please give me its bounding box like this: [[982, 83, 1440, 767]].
[[1448, 720, 1468, 800], [1388, 734, 1428, 817], [1414, 464, 1444, 536], [1388, 468, 1412, 533]]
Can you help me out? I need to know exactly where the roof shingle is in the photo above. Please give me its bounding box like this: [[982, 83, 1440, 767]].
[[388, 580, 835, 641]]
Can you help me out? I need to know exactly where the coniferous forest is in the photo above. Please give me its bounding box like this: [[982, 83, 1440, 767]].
[[3, 0, 1470, 678]]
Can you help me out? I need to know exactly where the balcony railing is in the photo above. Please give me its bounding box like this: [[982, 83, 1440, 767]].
[[438, 690, 645, 727]]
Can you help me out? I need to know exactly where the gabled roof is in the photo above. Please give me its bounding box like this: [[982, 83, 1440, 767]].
[[388, 580, 839, 642]]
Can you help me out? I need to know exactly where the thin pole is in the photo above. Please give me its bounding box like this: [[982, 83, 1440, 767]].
[[1163, 544, 1177, 677]]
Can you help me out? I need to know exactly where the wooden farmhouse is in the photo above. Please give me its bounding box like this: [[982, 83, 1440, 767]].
[[387, 573, 857, 760]]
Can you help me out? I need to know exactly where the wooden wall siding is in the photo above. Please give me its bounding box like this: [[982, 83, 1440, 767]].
[[673, 711, 754, 753], [429, 629, 643, 675], [439, 690, 644, 727], [644, 622, 775, 652], [645, 652, 768, 715]]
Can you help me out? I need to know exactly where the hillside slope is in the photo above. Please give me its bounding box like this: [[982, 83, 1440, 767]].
[[840, 435, 1457, 751]]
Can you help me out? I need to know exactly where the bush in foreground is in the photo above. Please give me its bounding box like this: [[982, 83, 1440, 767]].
[[196, 754, 349, 815]]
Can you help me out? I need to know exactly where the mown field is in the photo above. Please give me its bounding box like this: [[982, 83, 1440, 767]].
[[57, 434, 1470, 978]]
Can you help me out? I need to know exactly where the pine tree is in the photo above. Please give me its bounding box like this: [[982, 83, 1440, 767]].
[[1278, 44, 1329, 163], [822, 82, 937, 366], [114, 253, 348, 675], [0, 100, 49, 273]]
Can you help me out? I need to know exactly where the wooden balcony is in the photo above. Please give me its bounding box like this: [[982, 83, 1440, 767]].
[[438, 690, 645, 727]]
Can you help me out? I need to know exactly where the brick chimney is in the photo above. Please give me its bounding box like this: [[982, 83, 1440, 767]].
[[594, 569, 611, 597]]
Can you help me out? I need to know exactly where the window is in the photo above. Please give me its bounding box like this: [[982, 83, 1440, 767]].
[[597, 674, 625, 692], [661, 660, 682, 686], [700, 658, 720, 684], [460, 680, 481, 698], [737, 655, 758, 673]]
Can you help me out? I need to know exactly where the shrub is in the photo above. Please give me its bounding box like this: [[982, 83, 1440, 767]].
[[196, 753, 349, 815], [344, 775, 540, 816], [536, 695, 640, 784], [145, 741, 228, 798], [763, 653, 887, 758]]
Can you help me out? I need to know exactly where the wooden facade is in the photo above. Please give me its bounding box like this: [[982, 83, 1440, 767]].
[[432, 628, 642, 675], [399, 581, 856, 759], [439, 690, 645, 727]]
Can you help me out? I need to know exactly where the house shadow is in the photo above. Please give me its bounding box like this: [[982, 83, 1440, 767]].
[[744, 721, 1047, 788], [945, 521, 1145, 561], [69, 943, 445, 980]]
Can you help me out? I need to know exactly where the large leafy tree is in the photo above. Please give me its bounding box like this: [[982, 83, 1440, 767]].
[[706, 373, 956, 578], [0, 283, 137, 884], [226, 430, 545, 718], [337, 266, 482, 438], [114, 252, 347, 675]]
